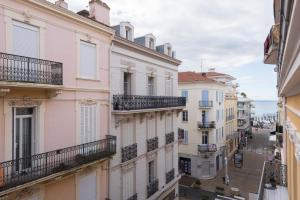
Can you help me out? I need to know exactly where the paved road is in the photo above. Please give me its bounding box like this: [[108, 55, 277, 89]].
[[179, 128, 273, 200]]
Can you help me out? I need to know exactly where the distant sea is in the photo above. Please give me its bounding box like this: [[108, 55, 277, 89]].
[[253, 100, 277, 117]]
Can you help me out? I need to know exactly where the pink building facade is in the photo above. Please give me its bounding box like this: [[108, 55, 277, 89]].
[[0, 0, 115, 199]]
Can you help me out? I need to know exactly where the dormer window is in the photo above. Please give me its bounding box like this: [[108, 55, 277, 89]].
[[125, 27, 132, 40]]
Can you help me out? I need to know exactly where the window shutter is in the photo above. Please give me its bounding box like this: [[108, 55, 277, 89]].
[[13, 21, 39, 58], [123, 169, 134, 199], [80, 41, 96, 79], [78, 170, 97, 200], [80, 104, 97, 144], [166, 150, 173, 171], [184, 130, 188, 145]]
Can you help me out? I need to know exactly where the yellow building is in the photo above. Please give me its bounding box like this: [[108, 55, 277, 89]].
[[224, 86, 239, 158], [264, 0, 300, 199]]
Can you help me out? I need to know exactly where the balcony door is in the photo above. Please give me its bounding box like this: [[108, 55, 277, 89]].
[[202, 110, 209, 123], [13, 107, 36, 171]]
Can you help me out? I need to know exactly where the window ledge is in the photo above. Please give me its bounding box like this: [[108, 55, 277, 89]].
[[76, 77, 101, 82]]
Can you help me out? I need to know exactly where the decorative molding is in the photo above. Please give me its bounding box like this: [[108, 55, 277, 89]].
[[121, 162, 135, 171], [47, 89, 62, 98], [79, 98, 97, 105], [8, 96, 42, 107], [139, 113, 146, 123], [114, 115, 126, 128], [146, 151, 157, 161], [22, 10, 32, 23], [15, 187, 40, 200], [0, 88, 10, 97], [159, 111, 164, 120], [120, 59, 136, 69]]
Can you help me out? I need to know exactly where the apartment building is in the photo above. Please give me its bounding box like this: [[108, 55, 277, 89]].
[[0, 0, 116, 199], [178, 70, 235, 179], [237, 97, 252, 139], [109, 22, 185, 200], [224, 85, 238, 157], [262, 0, 299, 199]]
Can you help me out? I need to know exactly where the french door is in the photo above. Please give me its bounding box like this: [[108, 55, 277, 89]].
[[13, 107, 35, 171]]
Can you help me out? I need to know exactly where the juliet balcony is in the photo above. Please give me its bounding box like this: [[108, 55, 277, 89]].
[[165, 132, 175, 145], [121, 143, 137, 163], [0, 52, 63, 89], [0, 136, 116, 193], [197, 121, 215, 129], [264, 24, 280, 65], [199, 100, 213, 108], [147, 178, 159, 198], [112, 95, 186, 114], [198, 144, 217, 153], [166, 168, 175, 184], [147, 137, 158, 152]]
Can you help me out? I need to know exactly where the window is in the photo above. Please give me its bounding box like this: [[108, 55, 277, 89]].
[[181, 90, 188, 101], [123, 169, 135, 200], [165, 150, 173, 172], [165, 78, 172, 96], [13, 21, 39, 58], [222, 127, 224, 139], [78, 170, 97, 200], [202, 131, 208, 144], [80, 104, 97, 144], [125, 27, 132, 40], [149, 38, 154, 49], [216, 129, 218, 143], [148, 76, 155, 96], [124, 72, 131, 95], [183, 130, 188, 145], [182, 111, 188, 122], [216, 91, 218, 102], [216, 110, 219, 122], [167, 47, 172, 56], [80, 40, 96, 79], [148, 160, 156, 183]]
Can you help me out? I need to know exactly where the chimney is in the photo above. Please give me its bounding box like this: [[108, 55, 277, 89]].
[[208, 68, 215, 72], [55, 0, 68, 9], [89, 0, 110, 26]]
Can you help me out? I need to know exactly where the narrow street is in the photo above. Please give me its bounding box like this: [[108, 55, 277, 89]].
[[179, 128, 273, 200]]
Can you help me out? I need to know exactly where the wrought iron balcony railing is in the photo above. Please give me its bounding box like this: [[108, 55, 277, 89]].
[[197, 121, 215, 129], [127, 193, 138, 200], [147, 137, 158, 152], [113, 95, 186, 111], [147, 178, 159, 198], [199, 101, 213, 108], [121, 143, 137, 163], [166, 132, 175, 145], [178, 128, 184, 141], [0, 135, 116, 192], [0, 52, 63, 85], [166, 168, 175, 184], [257, 161, 287, 200], [198, 144, 217, 153], [226, 115, 235, 121]]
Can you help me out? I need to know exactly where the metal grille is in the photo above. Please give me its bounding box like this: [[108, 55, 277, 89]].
[[197, 121, 215, 129], [165, 132, 175, 145], [147, 137, 158, 152], [198, 144, 217, 153], [113, 95, 186, 111], [0, 52, 63, 85], [0, 135, 116, 192], [147, 178, 159, 198], [121, 143, 137, 163], [126, 193, 137, 200], [165, 168, 175, 184], [199, 101, 213, 108]]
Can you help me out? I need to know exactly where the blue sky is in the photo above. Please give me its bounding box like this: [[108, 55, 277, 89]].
[[53, 0, 277, 100]]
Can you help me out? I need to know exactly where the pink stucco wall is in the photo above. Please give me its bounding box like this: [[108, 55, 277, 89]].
[[0, 0, 112, 197]]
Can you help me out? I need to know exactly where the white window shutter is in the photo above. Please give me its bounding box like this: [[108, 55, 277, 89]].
[[80, 41, 96, 79], [80, 104, 97, 144], [123, 169, 134, 199]]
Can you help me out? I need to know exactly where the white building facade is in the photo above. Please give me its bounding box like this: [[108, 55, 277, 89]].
[[109, 22, 185, 200], [237, 97, 252, 137], [178, 71, 235, 179]]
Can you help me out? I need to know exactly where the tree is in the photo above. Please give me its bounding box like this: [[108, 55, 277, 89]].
[[241, 92, 247, 98]]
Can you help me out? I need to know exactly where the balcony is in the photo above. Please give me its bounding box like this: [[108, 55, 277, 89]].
[[121, 143, 137, 163], [199, 101, 213, 108], [165, 132, 175, 145], [264, 24, 279, 64], [127, 193, 138, 200], [226, 115, 235, 121], [276, 125, 283, 133], [147, 137, 158, 152], [0, 52, 63, 88], [178, 128, 184, 142], [198, 144, 217, 153], [147, 179, 159, 198], [166, 168, 175, 184], [257, 161, 287, 200], [197, 121, 215, 129], [0, 136, 116, 193], [112, 95, 186, 114]]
